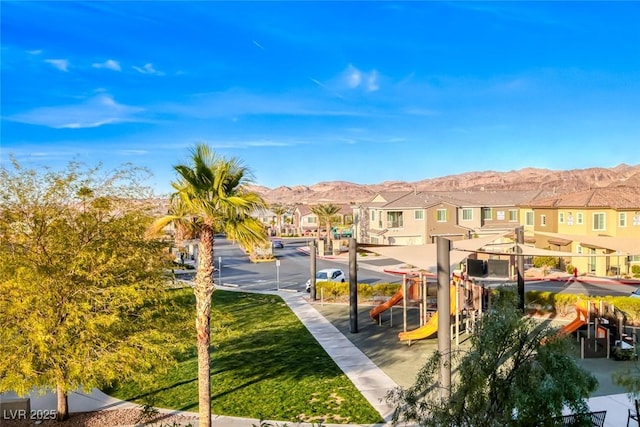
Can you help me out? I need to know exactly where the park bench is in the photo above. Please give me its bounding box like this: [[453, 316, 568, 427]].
[[552, 410, 607, 427]]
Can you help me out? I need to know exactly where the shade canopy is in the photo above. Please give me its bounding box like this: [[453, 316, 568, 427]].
[[370, 233, 509, 273]]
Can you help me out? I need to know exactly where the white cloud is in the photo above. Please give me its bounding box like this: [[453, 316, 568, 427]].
[[92, 59, 121, 71], [345, 64, 362, 88], [403, 108, 439, 116], [133, 63, 164, 75], [367, 70, 380, 92], [246, 140, 291, 147], [117, 149, 148, 155], [8, 94, 145, 129], [27, 49, 42, 55], [45, 59, 69, 72], [341, 64, 380, 92], [159, 89, 367, 118], [252, 40, 265, 49]]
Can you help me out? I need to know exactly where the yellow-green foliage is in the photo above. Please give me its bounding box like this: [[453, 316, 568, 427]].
[[600, 296, 640, 325], [525, 290, 554, 309], [524, 289, 640, 324], [533, 256, 557, 268], [315, 282, 401, 301], [372, 283, 402, 296], [526, 291, 579, 316], [553, 293, 579, 316]]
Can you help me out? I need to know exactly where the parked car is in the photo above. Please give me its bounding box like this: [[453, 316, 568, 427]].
[[631, 288, 640, 298], [305, 268, 346, 292], [272, 239, 284, 249]]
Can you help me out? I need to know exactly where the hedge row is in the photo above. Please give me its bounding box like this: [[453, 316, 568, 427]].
[[314, 281, 401, 301], [525, 290, 640, 324]]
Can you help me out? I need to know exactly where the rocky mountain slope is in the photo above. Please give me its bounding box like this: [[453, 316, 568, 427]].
[[250, 164, 640, 205]]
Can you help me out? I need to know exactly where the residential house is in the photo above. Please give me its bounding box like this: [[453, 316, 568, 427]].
[[446, 190, 545, 237], [520, 186, 640, 276], [357, 190, 544, 246], [293, 203, 354, 236]]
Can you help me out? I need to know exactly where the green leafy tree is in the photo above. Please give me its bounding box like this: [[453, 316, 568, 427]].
[[386, 288, 597, 427], [311, 203, 341, 244], [148, 144, 267, 427], [0, 158, 176, 421]]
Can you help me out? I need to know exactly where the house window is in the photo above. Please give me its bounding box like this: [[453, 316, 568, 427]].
[[525, 211, 534, 226], [436, 209, 447, 222], [306, 216, 317, 224], [482, 208, 492, 220], [567, 214, 574, 225], [415, 210, 424, 220], [559, 212, 564, 224], [371, 211, 375, 221], [593, 213, 606, 231], [619, 212, 627, 228], [497, 210, 505, 220], [540, 215, 547, 226], [509, 210, 518, 222], [462, 208, 473, 221], [577, 212, 584, 224], [387, 211, 403, 228], [577, 245, 583, 254]]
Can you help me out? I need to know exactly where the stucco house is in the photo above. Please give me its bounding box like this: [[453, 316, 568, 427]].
[[519, 186, 640, 277]]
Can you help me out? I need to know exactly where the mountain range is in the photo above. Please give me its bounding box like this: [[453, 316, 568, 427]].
[[249, 164, 640, 205]]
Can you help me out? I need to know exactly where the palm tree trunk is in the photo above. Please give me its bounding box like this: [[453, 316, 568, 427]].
[[326, 220, 332, 248], [194, 225, 215, 427], [56, 383, 69, 421]]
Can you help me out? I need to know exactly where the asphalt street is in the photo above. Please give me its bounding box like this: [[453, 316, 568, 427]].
[[192, 237, 640, 297]]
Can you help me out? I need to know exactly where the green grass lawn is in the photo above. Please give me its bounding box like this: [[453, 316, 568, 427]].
[[106, 289, 383, 424]]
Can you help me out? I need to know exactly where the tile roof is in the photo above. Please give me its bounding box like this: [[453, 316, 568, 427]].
[[523, 186, 640, 210], [363, 190, 545, 209]]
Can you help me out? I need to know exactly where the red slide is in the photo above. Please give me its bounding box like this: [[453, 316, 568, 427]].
[[559, 301, 589, 336], [370, 286, 409, 322]]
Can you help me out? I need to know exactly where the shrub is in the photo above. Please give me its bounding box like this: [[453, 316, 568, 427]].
[[553, 293, 579, 316], [602, 296, 640, 326], [314, 281, 379, 302], [533, 256, 557, 269], [525, 290, 555, 311], [632, 265, 640, 278], [566, 264, 575, 274], [612, 346, 636, 361], [371, 283, 402, 297]]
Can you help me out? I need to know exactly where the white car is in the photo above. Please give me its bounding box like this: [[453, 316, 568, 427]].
[[631, 288, 640, 298], [305, 268, 346, 292]]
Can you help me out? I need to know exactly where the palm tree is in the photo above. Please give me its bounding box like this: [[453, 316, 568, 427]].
[[148, 144, 267, 427], [270, 203, 290, 236], [311, 203, 342, 245]]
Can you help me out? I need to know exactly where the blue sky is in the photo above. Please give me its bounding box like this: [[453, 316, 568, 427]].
[[2, 1, 639, 195]]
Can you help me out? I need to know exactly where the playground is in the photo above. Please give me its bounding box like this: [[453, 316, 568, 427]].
[[315, 297, 636, 397]]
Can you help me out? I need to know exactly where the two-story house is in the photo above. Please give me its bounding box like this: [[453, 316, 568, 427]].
[[520, 186, 640, 276], [357, 190, 544, 245], [446, 190, 545, 238]]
